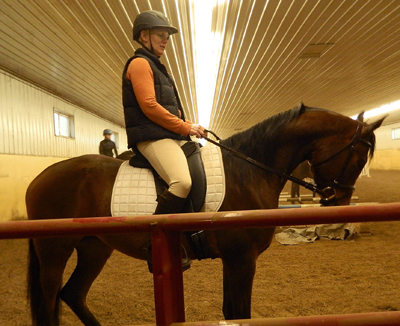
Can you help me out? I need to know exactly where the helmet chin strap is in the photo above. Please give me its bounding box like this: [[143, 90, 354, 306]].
[[149, 29, 155, 53], [138, 29, 157, 56]]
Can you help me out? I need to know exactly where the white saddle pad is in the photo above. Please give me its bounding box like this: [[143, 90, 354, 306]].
[[111, 143, 225, 216]]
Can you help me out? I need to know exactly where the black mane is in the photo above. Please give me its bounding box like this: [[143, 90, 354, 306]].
[[221, 105, 310, 162]]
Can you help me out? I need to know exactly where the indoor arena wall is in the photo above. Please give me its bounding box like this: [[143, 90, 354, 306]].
[[0, 70, 127, 221]]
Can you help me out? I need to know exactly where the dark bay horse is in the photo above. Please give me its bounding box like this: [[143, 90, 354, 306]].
[[26, 104, 384, 326]]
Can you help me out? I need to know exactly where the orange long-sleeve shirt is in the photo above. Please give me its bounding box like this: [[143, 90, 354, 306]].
[[126, 57, 192, 137]]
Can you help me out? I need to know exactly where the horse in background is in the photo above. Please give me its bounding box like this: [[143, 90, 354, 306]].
[[290, 161, 315, 203]]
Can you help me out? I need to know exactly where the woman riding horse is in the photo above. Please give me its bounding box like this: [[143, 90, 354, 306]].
[[122, 10, 207, 218]]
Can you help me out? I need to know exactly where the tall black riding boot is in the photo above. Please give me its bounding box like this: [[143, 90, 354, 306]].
[[145, 189, 192, 273], [154, 189, 188, 215]]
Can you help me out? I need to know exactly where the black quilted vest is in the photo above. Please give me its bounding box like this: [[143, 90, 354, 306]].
[[122, 48, 189, 149]]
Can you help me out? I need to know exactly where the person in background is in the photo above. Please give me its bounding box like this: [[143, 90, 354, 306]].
[[99, 129, 118, 158]]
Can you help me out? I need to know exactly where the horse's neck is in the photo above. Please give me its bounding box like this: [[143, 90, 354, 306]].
[[230, 121, 314, 177], [221, 158, 283, 210], [221, 134, 306, 210], [220, 115, 331, 209]]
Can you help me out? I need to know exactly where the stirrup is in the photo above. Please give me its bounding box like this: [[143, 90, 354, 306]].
[[144, 245, 192, 273], [186, 230, 212, 260]]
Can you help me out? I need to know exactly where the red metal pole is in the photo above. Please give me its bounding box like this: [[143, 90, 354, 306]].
[[151, 223, 185, 326], [171, 311, 400, 326], [1, 203, 400, 240]]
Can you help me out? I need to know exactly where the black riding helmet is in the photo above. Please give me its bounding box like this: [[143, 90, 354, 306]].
[[133, 10, 178, 42]]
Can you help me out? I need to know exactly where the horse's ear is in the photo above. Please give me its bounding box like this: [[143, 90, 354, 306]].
[[357, 111, 364, 122], [363, 115, 387, 135], [298, 102, 306, 113]]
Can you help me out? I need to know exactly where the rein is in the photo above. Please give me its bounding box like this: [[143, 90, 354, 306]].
[[203, 130, 322, 195], [203, 124, 372, 204]]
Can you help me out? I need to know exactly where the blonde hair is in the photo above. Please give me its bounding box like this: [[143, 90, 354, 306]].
[[139, 30, 149, 44]]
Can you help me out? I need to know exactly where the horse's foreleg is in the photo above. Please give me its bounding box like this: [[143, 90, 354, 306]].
[[60, 236, 113, 326], [221, 253, 257, 320]]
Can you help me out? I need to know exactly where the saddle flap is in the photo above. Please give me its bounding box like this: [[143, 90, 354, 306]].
[[181, 141, 198, 157], [186, 142, 206, 212]]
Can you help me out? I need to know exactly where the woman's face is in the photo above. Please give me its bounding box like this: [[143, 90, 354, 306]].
[[141, 28, 170, 57]]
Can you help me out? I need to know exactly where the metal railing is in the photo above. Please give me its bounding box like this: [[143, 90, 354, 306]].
[[1, 203, 400, 326]]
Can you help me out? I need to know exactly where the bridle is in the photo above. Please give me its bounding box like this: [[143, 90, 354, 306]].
[[203, 122, 372, 206], [309, 122, 372, 205]]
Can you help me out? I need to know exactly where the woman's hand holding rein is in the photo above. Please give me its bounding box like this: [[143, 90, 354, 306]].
[[189, 124, 207, 138]]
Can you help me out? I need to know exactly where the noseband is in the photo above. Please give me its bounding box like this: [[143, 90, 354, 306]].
[[203, 123, 372, 206]]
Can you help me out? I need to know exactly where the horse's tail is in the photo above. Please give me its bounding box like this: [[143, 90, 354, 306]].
[[27, 239, 61, 326]]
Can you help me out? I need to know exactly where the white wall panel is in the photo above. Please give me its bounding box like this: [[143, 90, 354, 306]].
[[0, 69, 127, 158], [0, 72, 12, 153], [374, 121, 400, 151]]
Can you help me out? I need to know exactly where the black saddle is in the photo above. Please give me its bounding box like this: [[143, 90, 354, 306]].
[[129, 141, 207, 212]]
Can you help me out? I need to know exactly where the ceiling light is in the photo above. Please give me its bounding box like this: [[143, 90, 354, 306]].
[[351, 100, 400, 120], [189, 0, 227, 129]]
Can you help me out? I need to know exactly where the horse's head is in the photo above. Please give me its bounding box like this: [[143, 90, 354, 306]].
[[308, 111, 385, 206]]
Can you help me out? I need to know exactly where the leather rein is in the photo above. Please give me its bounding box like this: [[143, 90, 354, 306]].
[[203, 123, 372, 205]]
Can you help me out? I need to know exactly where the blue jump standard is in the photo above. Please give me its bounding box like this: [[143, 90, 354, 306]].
[[279, 203, 377, 209]]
